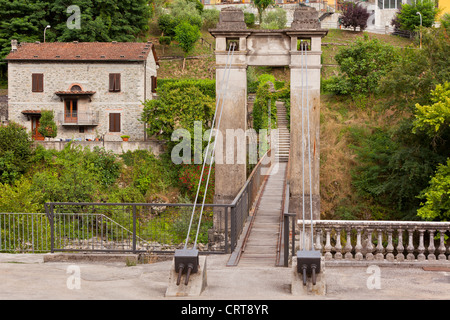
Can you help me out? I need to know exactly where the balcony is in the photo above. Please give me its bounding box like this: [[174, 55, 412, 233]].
[[57, 112, 99, 126]]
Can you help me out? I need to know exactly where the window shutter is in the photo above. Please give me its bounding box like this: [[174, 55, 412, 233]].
[[38, 74, 43, 92], [115, 74, 121, 92], [109, 74, 115, 92], [151, 76, 157, 93], [32, 74, 43, 92], [109, 113, 121, 132]]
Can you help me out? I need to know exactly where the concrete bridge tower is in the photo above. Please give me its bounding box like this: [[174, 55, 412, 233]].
[[210, 6, 327, 222]]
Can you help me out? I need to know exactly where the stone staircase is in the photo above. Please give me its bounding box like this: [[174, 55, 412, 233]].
[[275, 101, 290, 163]]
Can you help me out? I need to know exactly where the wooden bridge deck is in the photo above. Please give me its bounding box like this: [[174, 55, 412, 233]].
[[238, 162, 287, 267], [236, 101, 290, 267]]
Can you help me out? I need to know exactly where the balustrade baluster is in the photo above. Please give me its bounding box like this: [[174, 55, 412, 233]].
[[344, 227, 353, 259], [438, 229, 447, 261], [315, 228, 323, 252], [407, 228, 415, 261], [365, 228, 374, 260], [324, 228, 332, 260], [417, 229, 426, 261], [376, 229, 385, 261], [355, 228, 363, 261], [427, 229, 436, 261], [386, 229, 394, 262], [335, 227, 343, 260], [396, 228, 405, 261]]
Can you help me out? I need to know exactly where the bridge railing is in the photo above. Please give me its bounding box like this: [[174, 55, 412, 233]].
[[298, 220, 450, 264]]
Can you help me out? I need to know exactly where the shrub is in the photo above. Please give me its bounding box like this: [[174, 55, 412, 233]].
[[0, 122, 33, 184], [394, 0, 439, 32], [261, 8, 287, 29], [202, 8, 220, 29], [332, 34, 400, 97], [339, 2, 370, 31], [244, 12, 256, 28], [178, 163, 215, 203], [38, 110, 57, 139]]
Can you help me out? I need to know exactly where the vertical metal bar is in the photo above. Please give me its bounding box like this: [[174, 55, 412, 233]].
[[230, 206, 236, 253], [133, 204, 136, 253], [224, 207, 229, 253], [284, 214, 289, 267], [50, 205, 54, 253], [291, 215, 295, 257]]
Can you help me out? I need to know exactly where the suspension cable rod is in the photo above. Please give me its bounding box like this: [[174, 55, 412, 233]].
[[194, 42, 236, 248], [183, 42, 235, 249]]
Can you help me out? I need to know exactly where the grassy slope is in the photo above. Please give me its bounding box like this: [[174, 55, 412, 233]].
[[152, 27, 414, 218]]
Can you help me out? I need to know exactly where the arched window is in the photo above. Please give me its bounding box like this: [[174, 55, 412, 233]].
[[71, 85, 82, 92]]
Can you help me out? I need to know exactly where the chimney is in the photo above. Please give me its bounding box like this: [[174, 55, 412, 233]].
[[11, 40, 18, 52]]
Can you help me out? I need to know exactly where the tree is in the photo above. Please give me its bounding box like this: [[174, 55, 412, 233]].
[[261, 8, 287, 29], [0, 122, 33, 184], [38, 110, 57, 139], [174, 21, 201, 70], [325, 35, 400, 97], [339, 2, 370, 31], [253, 0, 274, 25], [412, 82, 450, 138], [394, 0, 439, 32]]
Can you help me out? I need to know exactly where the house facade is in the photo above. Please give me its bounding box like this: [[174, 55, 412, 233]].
[[6, 40, 158, 142]]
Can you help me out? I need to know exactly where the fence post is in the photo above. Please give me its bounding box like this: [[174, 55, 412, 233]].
[[283, 212, 296, 267], [45, 204, 55, 253], [132, 205, 137, 254], [230, 206, 237, 253]]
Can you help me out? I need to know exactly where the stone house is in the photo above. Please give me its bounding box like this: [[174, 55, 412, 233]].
[[5, 40, 159, 141]]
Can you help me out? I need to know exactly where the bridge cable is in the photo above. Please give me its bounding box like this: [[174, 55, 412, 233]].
[[183, 42, 236, 250]]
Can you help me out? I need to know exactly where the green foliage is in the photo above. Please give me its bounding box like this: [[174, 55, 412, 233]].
[[178, 163, 215, 203], [379, 26, 450, 112], [157, 13, 178, 37], [142, 79, 215, 141], [0, 122, 33, 184], [412, 82, 450, 137], [120, 150, 174, 196], [261, 8, 287, 29], [417, 158, 450, 221], [441, 13, 450, 29], [174, 20, 201, 57], [395, 0, 439, 31], [201, 8, 220, 30], [0, 0, 152, 80], [349, 122, 447, 220], [38, 110, 57, 139], [327, 34, 400, 97], [253, 0, 274, 24], [0, 177, 44, 213], [244, 12, 256, 28], [252, 77, 279, 132]]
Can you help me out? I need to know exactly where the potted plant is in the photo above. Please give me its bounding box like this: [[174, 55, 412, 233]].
[[121, 135, 130, 141]]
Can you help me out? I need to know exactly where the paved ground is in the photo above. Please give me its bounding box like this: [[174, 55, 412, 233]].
[[1, 253, 450, 301]]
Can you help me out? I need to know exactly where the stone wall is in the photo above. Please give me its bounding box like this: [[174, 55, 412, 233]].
[[34, 139, 165, 156], [0, 95, 7, 121], [7, 54, 157, 141]]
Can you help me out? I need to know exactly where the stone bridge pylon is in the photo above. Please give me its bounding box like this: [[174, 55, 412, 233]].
[[210, 7, 328, 222]]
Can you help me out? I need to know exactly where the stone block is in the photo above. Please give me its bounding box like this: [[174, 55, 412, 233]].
[[166, 255, 207, 297], [291, 256, 326, 296]]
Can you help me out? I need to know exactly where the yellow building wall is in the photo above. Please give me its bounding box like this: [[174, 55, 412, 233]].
[[440, 0, 450, 15]]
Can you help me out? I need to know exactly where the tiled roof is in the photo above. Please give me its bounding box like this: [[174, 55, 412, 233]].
[[6, 41, 158, 63], [21, 110, 42, 114], [55, 91, 96, 95]]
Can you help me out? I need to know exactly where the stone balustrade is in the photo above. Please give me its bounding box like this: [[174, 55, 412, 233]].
[[297, 220, 450, 263]]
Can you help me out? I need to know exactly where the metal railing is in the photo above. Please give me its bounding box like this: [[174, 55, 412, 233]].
[[41, 150, 272, 255], [0, 213, 51, 253], [57, 111, 99, 126]]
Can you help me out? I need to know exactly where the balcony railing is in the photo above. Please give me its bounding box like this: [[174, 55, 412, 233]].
[[57, 112, 99, 126]]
